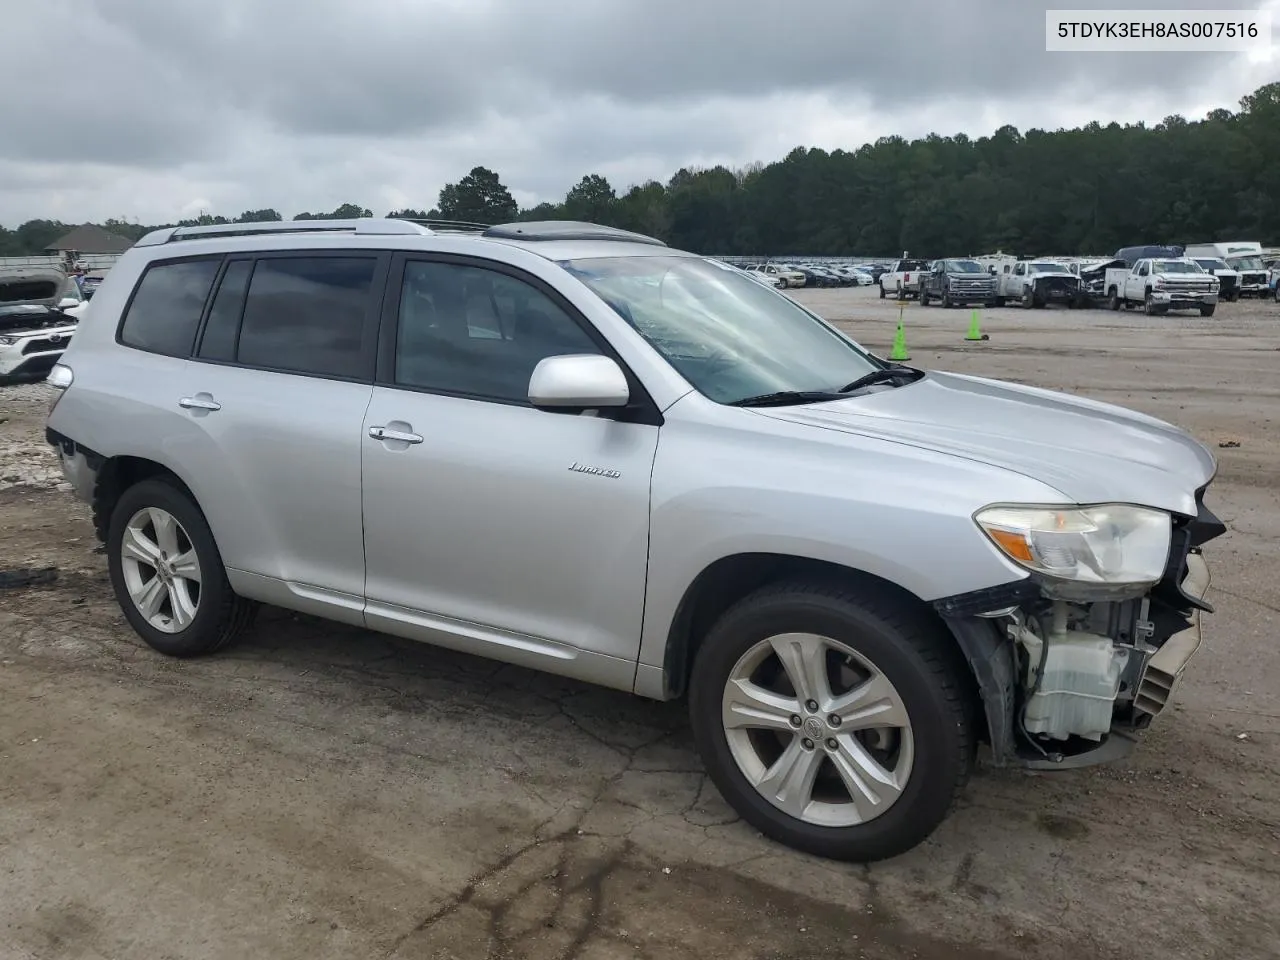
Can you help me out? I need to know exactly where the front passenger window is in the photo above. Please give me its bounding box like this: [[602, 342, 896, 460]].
[[394, 262, 602, 403]]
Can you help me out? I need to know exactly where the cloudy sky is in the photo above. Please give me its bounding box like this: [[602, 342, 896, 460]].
[[1, 0, 1275, 226]]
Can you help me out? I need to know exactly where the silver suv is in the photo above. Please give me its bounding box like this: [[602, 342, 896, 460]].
[[45, 218, 1223, 862]]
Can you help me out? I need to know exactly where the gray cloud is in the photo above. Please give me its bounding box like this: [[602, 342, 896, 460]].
[[0, 0, 1272, 224]]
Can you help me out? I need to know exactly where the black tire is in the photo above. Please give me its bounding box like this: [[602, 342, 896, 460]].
[[994, 297, 1006, 307], [688, 580, 975, 863], [1200, 304, 1216, 317], [941, 293, 953, 309], [1107, 287, 1121, 311], [919, 288, 929, 307], [107, 478, 257, 657], [1021, 288, 1034, 309], [879, 282, 886, 299], [895, 284, 905, 302]]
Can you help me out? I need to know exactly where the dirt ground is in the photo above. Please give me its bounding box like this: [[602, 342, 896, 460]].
[[1, 289, 1277, 960]]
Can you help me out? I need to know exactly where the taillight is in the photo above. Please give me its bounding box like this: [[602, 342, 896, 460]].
[[46, 362, 73, 414]]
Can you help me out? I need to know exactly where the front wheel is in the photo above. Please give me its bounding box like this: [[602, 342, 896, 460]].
[[879, 283, 886, 300], [107, 479, 257, 657], [941, 293, 953, 309], [688, 581, 975, 863], [1200, 304, 1216, 317]]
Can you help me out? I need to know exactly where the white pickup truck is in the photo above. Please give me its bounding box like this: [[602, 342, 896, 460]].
[[992, 260, 1081, 308], [1104, 257, 1219, 316], [877, 258, 930, 300]]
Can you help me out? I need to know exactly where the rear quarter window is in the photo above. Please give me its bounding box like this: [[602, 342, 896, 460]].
[[119, 259, 221, 357]]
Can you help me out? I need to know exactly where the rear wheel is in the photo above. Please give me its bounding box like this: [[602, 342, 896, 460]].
[[879, 283, 886, 299], [688, 581, 975, 862], [1107, 287, 1121, 311], [107, 479, 257, 657], [919, 288, 930, 307]]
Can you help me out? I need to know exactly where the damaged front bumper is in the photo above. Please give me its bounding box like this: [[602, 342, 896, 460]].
[[935, 493, 1222, 770]]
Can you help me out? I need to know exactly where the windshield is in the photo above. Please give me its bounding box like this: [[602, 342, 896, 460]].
[[1029, 262, 1068, 273], [1228, 256, 1265, 270], [944, 259, 984, 273], [1153, 260, 1202, 273], [1194, 259, 1228, 270], [563, 255, 880, 405]]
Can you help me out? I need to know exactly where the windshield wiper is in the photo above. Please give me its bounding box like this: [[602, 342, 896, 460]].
[[838, 365, 924, 394], [728, 390, 846, 408]]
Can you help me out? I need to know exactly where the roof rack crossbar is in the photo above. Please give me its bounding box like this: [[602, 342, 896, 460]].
[[135, 218, 433, 247]]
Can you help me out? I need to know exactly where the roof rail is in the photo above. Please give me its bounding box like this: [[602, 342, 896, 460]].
[[135, 218, 433, 247], [482, 221, 666, 247], [393, 218, 491, 232]]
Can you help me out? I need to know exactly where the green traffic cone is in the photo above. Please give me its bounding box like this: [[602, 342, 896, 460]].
[[889, 320, 910, 361], [965, 308, 988, 341]]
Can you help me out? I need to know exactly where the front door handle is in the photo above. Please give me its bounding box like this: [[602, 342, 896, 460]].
[[368, 425, 423, 444], [179, 395, 221, 411]]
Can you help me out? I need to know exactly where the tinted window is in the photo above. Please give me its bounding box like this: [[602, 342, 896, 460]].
[[120, 259, 220, 357], [395, 261, 600, 402], [197, 260, 252, 362], [236, 257, 376, 378]]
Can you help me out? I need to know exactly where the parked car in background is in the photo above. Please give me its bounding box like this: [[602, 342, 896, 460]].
[[754, 263, 806, 288], [0, 267, 85, 384], [992, 260, 1081, 309], [44, 216, 1224, 864], [1189, 258, 1241, 301], [1183, 242, 1268, 297], [918, 259, 998, 308], [878, 259, 930, 300], [1105, 258, 1218, 316]]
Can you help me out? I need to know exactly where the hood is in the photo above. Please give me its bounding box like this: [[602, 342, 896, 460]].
[[1030, 270, 1078, 280], [0, 268, 64, 308], [755, 371, 1214, 516], [1080, 258, 1126, 279], [947, 272, 994, 280]]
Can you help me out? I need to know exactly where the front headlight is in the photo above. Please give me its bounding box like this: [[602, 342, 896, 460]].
[[0, 335, 16, 346], [975, 504, 1171, 590]]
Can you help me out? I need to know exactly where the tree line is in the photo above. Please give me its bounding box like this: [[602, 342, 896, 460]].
[[3, 83, 1276, 259]]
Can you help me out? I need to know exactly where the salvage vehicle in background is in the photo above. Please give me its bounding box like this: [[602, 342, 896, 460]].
[[0, 267, 85, 385], [45, 217, 1224, 863], [918, 258, 998, 308], [1183, 242, 1269, 297], [1105, 258, 1219, 316], [1073, 258, 1126, 307], [992, 260, 1081, 309], [1189, 257, 1241, 301], [877, 258, 930, 300]]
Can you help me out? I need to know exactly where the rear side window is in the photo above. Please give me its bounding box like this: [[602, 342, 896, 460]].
[[119, 259, 220, 357], [235, 257, 377, 379]]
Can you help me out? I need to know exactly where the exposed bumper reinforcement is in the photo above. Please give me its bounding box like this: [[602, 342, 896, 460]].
[[1134, 552, 1210, 718]]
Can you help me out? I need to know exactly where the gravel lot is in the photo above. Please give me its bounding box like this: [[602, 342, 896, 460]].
[[1, 289, 1277, 960]]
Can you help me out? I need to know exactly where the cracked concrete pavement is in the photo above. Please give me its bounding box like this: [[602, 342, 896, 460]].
[[1, 290, 1278, 959]]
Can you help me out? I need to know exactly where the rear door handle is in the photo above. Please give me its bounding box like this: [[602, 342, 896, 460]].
[[368, 425, 423, 444], [179, 395, 221, 411]]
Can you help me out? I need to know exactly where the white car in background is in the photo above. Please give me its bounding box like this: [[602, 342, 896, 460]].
[[0, 269, 86, 385]]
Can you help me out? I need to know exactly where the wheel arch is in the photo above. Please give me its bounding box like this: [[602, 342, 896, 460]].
[[658, 551, 1003, 756], [92, 455, 203, 544]]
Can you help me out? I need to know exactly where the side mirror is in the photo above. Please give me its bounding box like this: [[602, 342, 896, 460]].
[[58, 296, 80, 309], [529, 354, 629, 410]]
